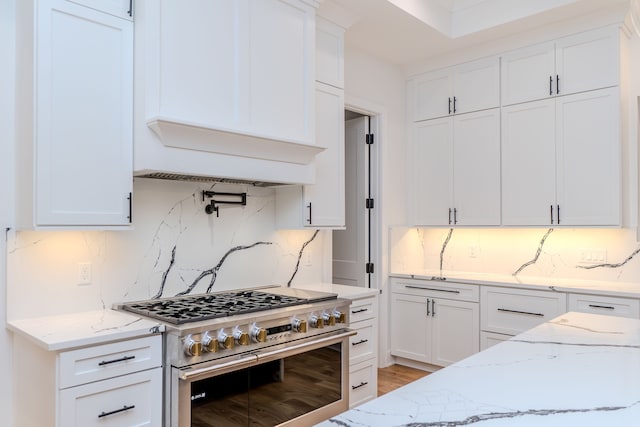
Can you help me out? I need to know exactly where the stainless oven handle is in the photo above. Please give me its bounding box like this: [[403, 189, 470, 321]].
[[256, 329, 357, 364], [178, 354, 258, 381]]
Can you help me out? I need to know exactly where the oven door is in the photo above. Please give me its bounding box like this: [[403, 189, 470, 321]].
[[172, 329, 356, 427]]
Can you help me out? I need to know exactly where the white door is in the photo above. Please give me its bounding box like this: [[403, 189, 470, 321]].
[[452, 109, 501, 226], [501, 99, 556, 225], [431, 298, 479, 367], [332, 117, 367, 287], [408, 118, 454, 226], [555, 88, 620, 226], [390, 293, 430, 363], [501, 41, 555, 106]]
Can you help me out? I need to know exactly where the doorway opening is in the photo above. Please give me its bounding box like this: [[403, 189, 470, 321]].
[[332, 109, 378, 289]]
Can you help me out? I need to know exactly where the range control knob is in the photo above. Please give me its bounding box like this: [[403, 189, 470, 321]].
[[333, 309, 346, 324], [233, 327, 250, 346], [322, 311, 336, 326], [217, 330, 234, 350], [309, 314, 324, 329], [292, 318, 307, 333], [250, 325, 267, 343], [202, 332, 219, 353], [184, 336, 202, 356]]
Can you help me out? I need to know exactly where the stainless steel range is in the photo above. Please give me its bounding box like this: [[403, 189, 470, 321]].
[[118, 286, 354, 427]]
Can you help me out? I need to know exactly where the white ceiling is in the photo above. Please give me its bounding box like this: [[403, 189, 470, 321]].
[[319, 0, 631, 68]]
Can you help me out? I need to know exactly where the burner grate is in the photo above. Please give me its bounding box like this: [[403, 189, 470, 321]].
[[121, 290, 310, 324]]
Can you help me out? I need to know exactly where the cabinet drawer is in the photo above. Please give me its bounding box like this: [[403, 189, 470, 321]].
[[349, 360, 377, 408], [349, 318, 375, 365], [59, 335, 162, 389], [59, 368, 162, 427], [480, 331, 512, 351], [350, 297, 377, 323], [568, 294, 640, 319], [391, 278, 479, 302], [481, 287, 566, 335]]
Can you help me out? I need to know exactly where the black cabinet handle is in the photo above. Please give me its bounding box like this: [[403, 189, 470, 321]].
[[351, 308, 368, 314], [588, 304, 615, 310], [127, 192, 132, 223], [404, 285, 461, 294], [426, 298, 430, 316], [497, 308, 544, 317], [127, 0, 132, 17], [352, 381, 368, 390], [453, 208, 458, 225], [98, 355, 135, 366], [550, 204, 554, 224], [557, 204, 560, 224], [549, 75, 553, 95], [453, 96, 457, 113], [431, 299, 436, 317], [448, 208, 452, 225], [98, 405, 135, 418], [352, 339, 369, 346], [448, 97, 452, 114], [306, 203, 312, 224], [556, 75, 560, 94]]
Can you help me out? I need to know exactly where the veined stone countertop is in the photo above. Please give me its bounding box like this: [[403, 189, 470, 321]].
[[317, 311, 640, 426], [391, 270, 640, 298], [7, 309, 164, 351], [293, 282, 379, 300]]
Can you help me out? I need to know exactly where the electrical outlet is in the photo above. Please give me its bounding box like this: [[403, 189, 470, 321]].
[[303, 251, 313, 266], [468, 245, 479, 258], [579, 248, 607, 265], [77, 262, 92, 285]]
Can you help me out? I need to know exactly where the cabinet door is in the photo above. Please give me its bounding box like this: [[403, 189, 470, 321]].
[[316, 16, 344, 88], [555, 27, 619, 96], [390, 293, 430, 363], [431, 298, 479, 367], [501, 42, 555, 106], [501, 99, 556, 225], [408, 118, 454, 226], [555, 88, 620, 226], [452, 57, 500, 115], [410, 69, 453, 121], [36, 0, 133, 226], [66, 0, 132, 19], [453, 109, 501, 225]]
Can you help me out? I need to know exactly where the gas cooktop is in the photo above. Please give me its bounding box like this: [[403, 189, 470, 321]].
[[119, 287, 337, 325]]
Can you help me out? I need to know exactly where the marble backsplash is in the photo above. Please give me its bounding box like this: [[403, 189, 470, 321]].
[[6, 178, 327, 320], [390, 226, 640, 283]]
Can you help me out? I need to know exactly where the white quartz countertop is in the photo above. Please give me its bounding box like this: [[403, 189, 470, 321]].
[[317, 311, 640, 426], [293, 283, 378, 300], [391, 270, 640, 298], [7, 309, 165, 351]]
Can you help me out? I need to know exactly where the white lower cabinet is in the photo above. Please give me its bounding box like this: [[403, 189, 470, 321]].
[[481, 286, 567, 337], [348, 295, 378, 408], [13, 334, 162, 427], [480, 331, 512, 351], [568, 293, 640, 319], [390, 278, 479, 368]]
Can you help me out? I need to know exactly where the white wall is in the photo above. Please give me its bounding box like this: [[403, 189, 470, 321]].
[[343, 46, 406, 367], [0, 0, 15, 424]]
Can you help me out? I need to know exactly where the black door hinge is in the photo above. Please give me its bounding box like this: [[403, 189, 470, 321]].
[[366, 263, 374, 274], [366, 134, 374, 145], [366, 198, 374, 209]]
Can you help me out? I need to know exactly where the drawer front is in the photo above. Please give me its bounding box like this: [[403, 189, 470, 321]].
[[350, 297, 377, 323], [568, 294, 640, 319], [59, 335, 162, 389], [481, 287, 566, 335], [349, 318, 375, 365], [59, 368, 162, 427], [349, 360, 377, 408], [480, 331, 512, 351], [391, 278, 479, 302]]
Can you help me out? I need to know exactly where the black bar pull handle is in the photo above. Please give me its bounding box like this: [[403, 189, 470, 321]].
[[99, 405, 135, 419], [306, 203, 312, 224], [351, 308, 368, 314], [127, 192, 132, 223], [352, 381, 368, 390], [453, 208, 458, 225], [497, 308, 544, 317], [556, 75, 560, 94], [550, 205, 554, 224], [453, 96, 457, 113], [448, 208, 452, 225], [352, 339, 369, 346], [448, 97, 452, 115], [588, 304, 615, 310], [431, 299, 436, 317], [98, 355, 135, 366], [557, 204, 560, 224], [549, 76, 553, 95], [426, 298, 430, 316], [127, 0, 132, 17]]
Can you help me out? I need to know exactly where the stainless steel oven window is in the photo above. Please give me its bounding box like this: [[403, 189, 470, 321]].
[[173, 331, 353, 427]]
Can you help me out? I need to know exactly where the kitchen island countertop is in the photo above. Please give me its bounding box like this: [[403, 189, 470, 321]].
[[316, 311, 640, 426]]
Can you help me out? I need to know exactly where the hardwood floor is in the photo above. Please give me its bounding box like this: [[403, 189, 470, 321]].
[[378, 364, 430, 396]]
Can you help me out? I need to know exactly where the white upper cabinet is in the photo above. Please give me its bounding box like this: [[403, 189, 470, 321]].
[[140, 0, 320, 166], [409, 108, 501, 226], [502, 87, 620, 226], [409, 56, 500, 121], [15, 0, 133, 228], [316, 16, 344, 88], [65, 0, 133, 19], [501, 26, 620, 106]]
